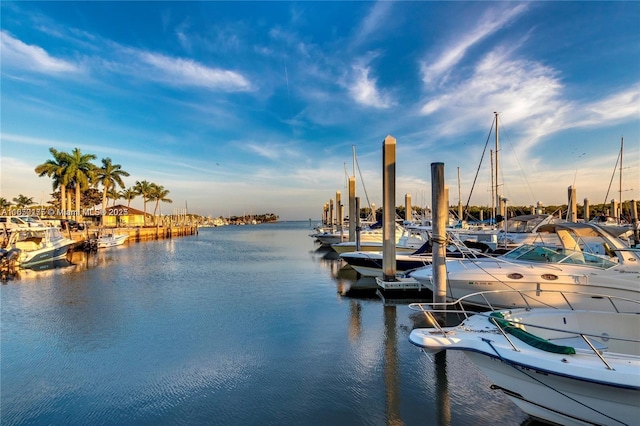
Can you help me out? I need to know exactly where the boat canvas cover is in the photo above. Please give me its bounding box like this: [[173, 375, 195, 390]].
[[490, 312, 576, 355]]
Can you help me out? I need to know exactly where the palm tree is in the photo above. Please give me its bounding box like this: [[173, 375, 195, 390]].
[[12, 194, 34, 208], [108, 189, 123, 206], [0, 198, 12, 209], [94, 158, 129, 225], [134, 180, 153, 225], [62, 148, 97, 218], [121, 187, 137, 208], [149, 184, 172, 225], [35, 147, 70, 214]]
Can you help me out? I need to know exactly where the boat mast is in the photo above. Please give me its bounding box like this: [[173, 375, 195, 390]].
[[619, 137, 624, 224], [490, 149, 495, 223], [494, 112, 500, 219], [457, 166, 463, 222]]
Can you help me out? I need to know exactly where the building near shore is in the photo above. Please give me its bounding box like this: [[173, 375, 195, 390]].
[[87, 205, 149, 227]]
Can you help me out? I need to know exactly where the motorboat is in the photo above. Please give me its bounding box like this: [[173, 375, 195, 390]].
[[315, 222, 407, 247], [408, 222, 640, 308], [493, 214, 564, 251], [331, 224, 428, 254], [97, 232, 128, 248], [6, 226, 76, 268], [408, 289, 640, 426], [340, 235, 481, 277]]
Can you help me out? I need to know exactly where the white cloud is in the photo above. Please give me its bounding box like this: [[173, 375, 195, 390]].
[[351, 1, 395, 48], [0, 31, 79, 74], [420, 3, 529, 87], [572, 86, 640, 127], [138, 52, 252, 92], [419, 47, 564, 141], [347, 62, 394, 109]]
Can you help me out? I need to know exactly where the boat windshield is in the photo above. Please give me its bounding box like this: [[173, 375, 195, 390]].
[[503, 244, 617, 269], [504, 217, 546, 233]]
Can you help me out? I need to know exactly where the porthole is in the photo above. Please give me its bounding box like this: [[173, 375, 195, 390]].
[[507, 273, 524, 279], [541, 273, 558, 281]]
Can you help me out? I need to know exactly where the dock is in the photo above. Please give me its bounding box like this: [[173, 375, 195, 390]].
[[67, 225, 198, 244]]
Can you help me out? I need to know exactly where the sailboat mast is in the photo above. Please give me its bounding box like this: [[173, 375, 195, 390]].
[[619, 137, 624, 223], [490, 149, 495, 223], [494, 112, 500, 218], [457, 166, 463, 221], [352, 145, 356, 177]]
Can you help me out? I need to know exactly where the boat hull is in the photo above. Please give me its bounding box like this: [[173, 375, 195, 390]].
[[19, 244, 73, 268], [340, 252, 431, 277], [410, 259, 639, 310], [97, 234, 128, 248], [467, 351, 640, 426], [408, 306, 640, 426]]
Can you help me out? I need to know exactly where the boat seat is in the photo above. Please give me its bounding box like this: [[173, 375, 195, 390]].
[[15, 241, 39, 251], [548, 336, 608, 352]]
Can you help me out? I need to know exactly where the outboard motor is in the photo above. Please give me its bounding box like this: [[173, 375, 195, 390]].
[[0, 248, 20, 281]]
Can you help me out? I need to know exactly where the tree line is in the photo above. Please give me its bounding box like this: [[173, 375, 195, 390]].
[[0, 147, 172, 226]]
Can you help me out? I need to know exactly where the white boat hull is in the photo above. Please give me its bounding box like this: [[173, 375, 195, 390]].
[[8, 226, 76, 269], [97, 234, 128, 248], [466, 351, 639, 426], [409, 301, 640, 426], [410, 258, 639, 310]]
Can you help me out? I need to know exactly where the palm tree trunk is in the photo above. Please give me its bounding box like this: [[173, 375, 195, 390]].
[[143, 197, 147, 226], [67, 187, 72, 217], [76, 185, 82, 220], [61, 185, 66, 218], [101, 186, 108, 227], [154, 201, 160, 226]]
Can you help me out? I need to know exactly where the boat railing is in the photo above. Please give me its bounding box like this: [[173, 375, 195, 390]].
[[409, 288, 640, 316], [409, 289, 640, 369]]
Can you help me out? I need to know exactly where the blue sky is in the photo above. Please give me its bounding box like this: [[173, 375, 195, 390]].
[[1, 1, 638, 220]]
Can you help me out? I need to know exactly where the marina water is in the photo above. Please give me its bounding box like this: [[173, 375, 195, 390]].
[[1, 221, 536, 425]]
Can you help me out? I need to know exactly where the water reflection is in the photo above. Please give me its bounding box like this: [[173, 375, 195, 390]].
[[319, 241, 540, 426], [2, 224, 541, 426], [384, 305, 401, 426], [435, 351, 451, 426]]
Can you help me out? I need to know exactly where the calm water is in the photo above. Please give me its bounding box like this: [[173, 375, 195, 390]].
[[1, 222, 535, 425]]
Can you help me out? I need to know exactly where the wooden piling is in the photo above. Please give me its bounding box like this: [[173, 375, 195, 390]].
[[584, 198, 590, 221], [431, 162, 447, 305], [568, 186, 577, 222], [382, 135, 397, 281], [355, 196, 361, 251]]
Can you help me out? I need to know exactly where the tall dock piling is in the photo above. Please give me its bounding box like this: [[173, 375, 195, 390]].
[[584, 198, 590, 221], [431, 162, 447, 306], [382, 135, 397, 282], [568, 186, 577, 222]]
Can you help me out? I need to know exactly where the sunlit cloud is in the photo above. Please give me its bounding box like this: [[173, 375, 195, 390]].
[[0, 31, 80, 74]]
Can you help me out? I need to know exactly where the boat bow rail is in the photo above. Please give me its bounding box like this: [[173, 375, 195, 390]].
[[408, 289, 640, 369]]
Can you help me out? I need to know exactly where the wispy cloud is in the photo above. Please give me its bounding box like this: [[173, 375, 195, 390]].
[[572, 86, 640, 126], [0, 30, 80, 74], [420, 3, 529, 87], [419, 46, 564, 138], [138, 52, 252, 92], [351, 1, 395, 48], [346, 58, 395, 109], [243, 141, 303, 162]]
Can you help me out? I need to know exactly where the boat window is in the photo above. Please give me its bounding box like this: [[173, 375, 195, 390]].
[[504, 217, 545, 233], [503, 245, 558, 263]]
